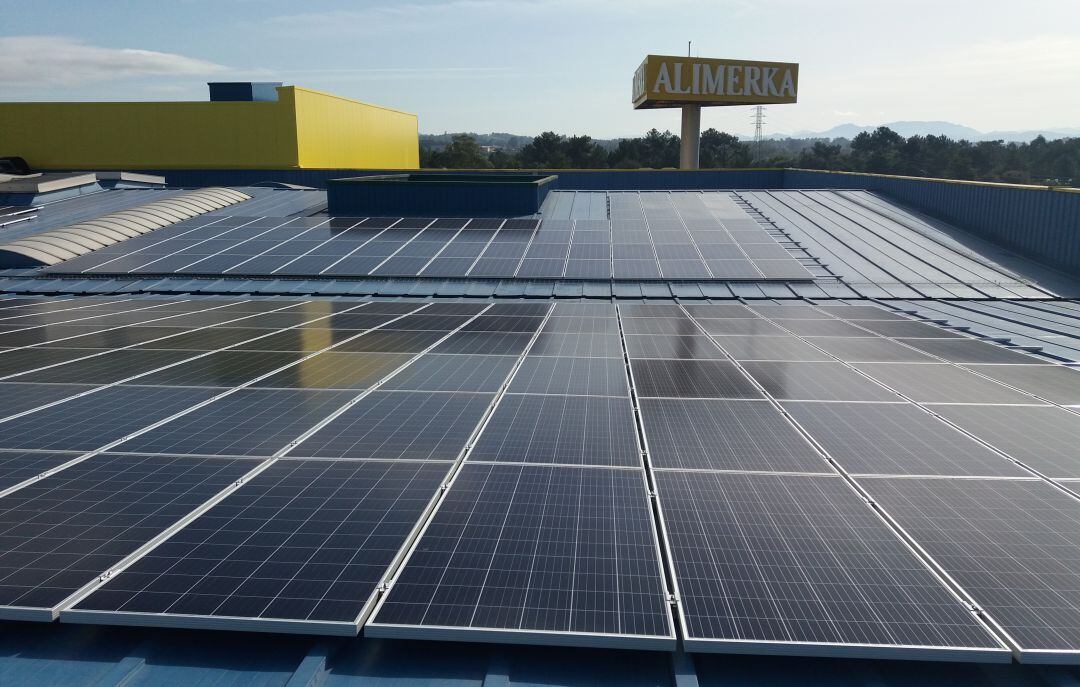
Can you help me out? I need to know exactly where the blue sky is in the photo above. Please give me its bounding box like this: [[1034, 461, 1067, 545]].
[[3, 0, 1078, 137]]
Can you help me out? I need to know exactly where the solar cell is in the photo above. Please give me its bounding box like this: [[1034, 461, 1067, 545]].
[[630, 359, 763, 399], [67, 459, 450, 631], [382, 354, 519, 393], [656, 471, 1006, 659], [861, 476, 1080, 660], [783, 401, 1026, 476], [139, 328, 283, 351], [292, 391, 495, 461], [740, 362, 899, 402], [640, 399, 828, 472], [368, 462, 673, 648], [110, 389, 357, 457], [852, 363, 1036, 404], [0, 453, 255, 617], [509, 357, 628, 396], [470, 394, 640, 467], [770, 319, 875, 337], [930, 404, 1080, 478], [0, 385, 217, 451], [11, 326, 187, 349], [542, 316, 620, 335], [853, 320, 964, 338]]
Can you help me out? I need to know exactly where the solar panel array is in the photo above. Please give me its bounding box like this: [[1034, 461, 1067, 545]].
[[0, 295, 1078, 662], [45, 193, 813, 281]]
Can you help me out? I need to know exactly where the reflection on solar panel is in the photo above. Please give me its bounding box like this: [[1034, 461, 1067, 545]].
[[67, 459, 450, 633], [861, 477, 1080, 661], [368, 463, 674, 649], [0, 454, 255, 618], [655, 471, 1006, 660]]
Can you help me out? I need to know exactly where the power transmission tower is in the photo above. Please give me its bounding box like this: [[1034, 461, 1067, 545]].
[[752, 105, 766, 161]]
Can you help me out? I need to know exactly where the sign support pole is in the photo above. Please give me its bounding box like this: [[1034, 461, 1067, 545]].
[[680, 105, 701, 170]]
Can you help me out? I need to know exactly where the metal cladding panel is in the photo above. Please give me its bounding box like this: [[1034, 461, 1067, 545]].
[[783, 170, 1080, 275]]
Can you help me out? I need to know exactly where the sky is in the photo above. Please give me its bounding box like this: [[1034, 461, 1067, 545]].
[[2, 0, 1079, 138]]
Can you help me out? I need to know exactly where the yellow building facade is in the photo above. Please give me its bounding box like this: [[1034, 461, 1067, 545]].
[[0, 86, 419, 170]]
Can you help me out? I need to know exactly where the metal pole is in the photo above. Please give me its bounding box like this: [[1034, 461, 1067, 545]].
[[680, 105, 701, 169]]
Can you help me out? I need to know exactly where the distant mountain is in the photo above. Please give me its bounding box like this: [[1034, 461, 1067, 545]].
[[777, 121, 1078, 142]]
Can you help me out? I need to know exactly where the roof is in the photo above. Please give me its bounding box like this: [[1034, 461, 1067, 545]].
[[0, 176, 1078, 686]]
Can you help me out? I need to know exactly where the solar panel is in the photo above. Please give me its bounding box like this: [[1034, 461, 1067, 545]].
[[655, 471, 1006, 659], [803, 337, 937, 363], [66, 459, 451, 633], [630, 359, 764, 399], [430, 331, 535, 356], [640, 399, 828, 472], [0, 451, 81, 492], [959, 364, 1080, 405], [251, 352, 414, 390], [851, 363, 1036, 404], [0, 453, 255, 619], [134, 351, 302, 388], [694, 319, 787, 336], [509, 356, 628, 397], [290, 391, 495, 461], [382, 354, 519, 392], [110, 389, 357, 457], [783, 401, 1027, 477], [736, 361, 897, 402], [710, 336, 832, 362], [896, 339, 1046, 364], [470, 394, 640, 467], [860, 476, 1080, 661], [528, 332, 623, 358], [0, 386, 218, 451], [929, 404, 1080, 478], [367, 462, 674, 649], [623, 335, 728, 360], [0, 382, 98, 418], [770, 319, 874, 337], [12, 349, 208, 385]]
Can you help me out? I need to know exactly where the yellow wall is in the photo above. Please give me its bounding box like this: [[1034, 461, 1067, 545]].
[[0, 86, 418, 170], [293, 87, 419, 169]]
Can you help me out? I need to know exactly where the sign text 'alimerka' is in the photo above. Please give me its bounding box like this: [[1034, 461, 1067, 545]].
[[633, 55, 799, 109]]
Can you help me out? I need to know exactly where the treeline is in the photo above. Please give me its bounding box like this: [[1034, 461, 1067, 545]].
[[420, 126, 1080, 186]]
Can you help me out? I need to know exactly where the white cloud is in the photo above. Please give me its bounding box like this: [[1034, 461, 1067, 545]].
[[0, 35, 227, 86]]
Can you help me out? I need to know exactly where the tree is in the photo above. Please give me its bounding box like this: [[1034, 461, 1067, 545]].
[[700, 129, 750, 167], [519, 132, 571, 168], [425, 134, 492, 168]]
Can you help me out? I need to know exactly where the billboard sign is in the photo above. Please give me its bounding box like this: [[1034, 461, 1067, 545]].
[[633, 55, 798, 109]]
